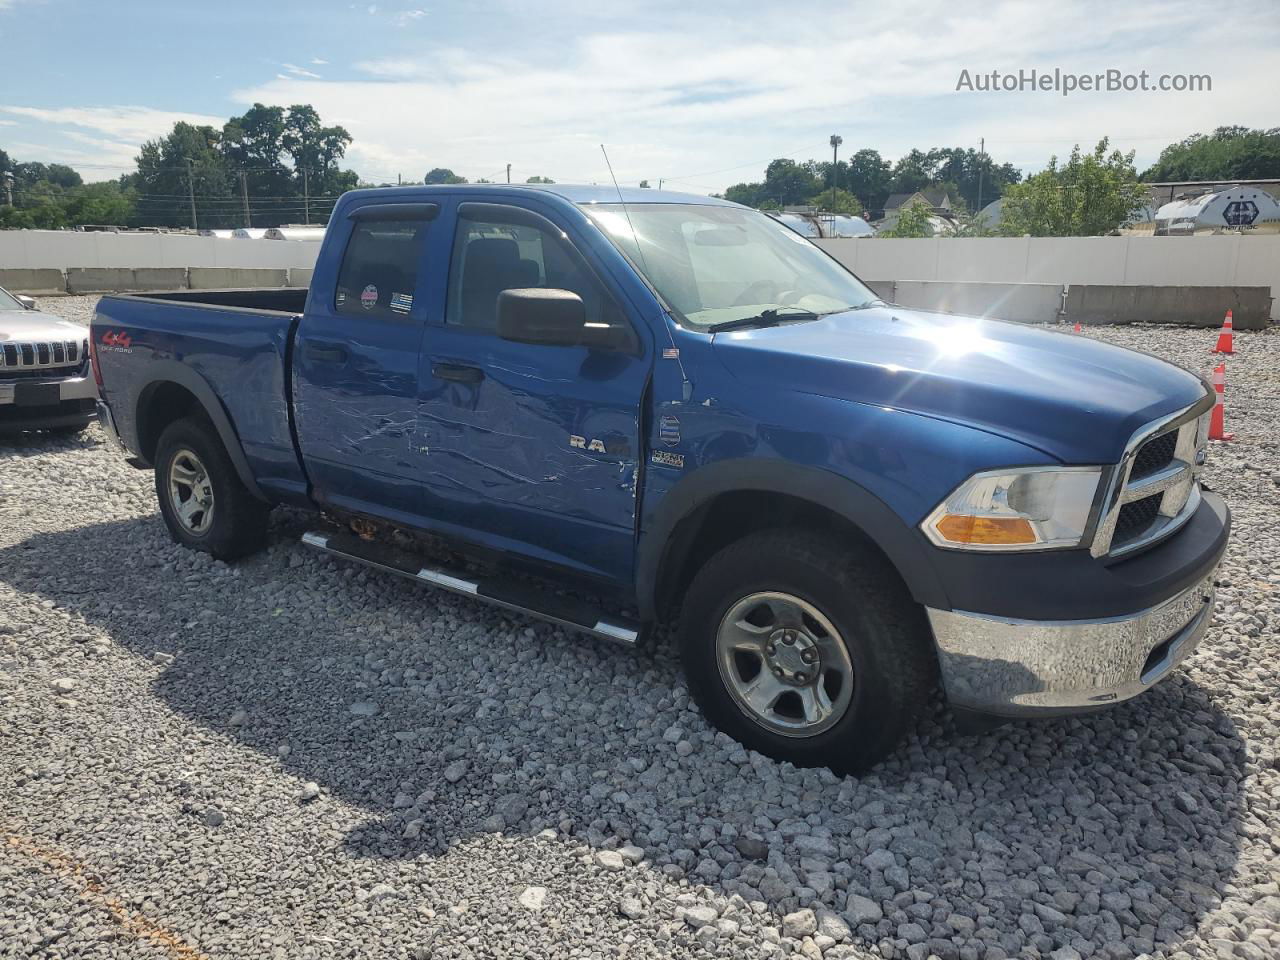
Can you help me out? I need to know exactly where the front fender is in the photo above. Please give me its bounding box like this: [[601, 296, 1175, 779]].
[[635, 458, 948, 621]]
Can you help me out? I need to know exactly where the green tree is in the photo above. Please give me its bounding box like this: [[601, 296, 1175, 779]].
[[888, 149, 935, 195], [638, 179, 650, 188], [1143, 126, 1280, 181], [1000, 139, 1145, 236], [877, 199, 934, 237], [63, 182, 135, 225], [724, 158, 823, 209], [424, 167, 468, 184], [842, 149, 892, 211], [282, 104, 355, 196], [131, 122, 233, 227], [807, 187, 863, 215], [525, 175, 555, 184]]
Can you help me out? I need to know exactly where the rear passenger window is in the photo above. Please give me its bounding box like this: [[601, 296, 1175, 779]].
[[335, 218, 430, 318]]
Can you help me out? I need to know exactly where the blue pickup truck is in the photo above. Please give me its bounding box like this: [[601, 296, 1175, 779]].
[[91, 185, 1230, 771]]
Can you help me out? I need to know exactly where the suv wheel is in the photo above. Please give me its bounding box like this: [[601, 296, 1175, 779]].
[[154, 417, 269, 560], [679, 529, 936, 774]]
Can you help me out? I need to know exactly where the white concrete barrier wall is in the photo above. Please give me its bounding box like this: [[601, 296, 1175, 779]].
[[1, 230, 1275, 320], [816, 235, 1280, 320], [0, 231, 321, 271]]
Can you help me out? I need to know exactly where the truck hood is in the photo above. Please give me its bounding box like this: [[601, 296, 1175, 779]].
[[0, 310, 88, 343], [711, 306, 1209, 464]]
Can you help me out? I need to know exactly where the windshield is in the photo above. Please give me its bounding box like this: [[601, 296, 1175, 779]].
[[581, 202, 878, 329], [0, 286, 24, 311]]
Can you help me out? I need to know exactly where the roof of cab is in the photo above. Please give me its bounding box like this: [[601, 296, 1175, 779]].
[[340, 183, 739, 207]]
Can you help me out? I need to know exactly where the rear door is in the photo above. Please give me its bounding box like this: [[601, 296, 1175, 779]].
[[415, 199, 650, 582], [292, 201, 437, 523]]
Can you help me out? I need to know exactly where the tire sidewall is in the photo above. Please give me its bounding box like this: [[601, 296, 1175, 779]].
[[154, 420, 248, 557], [680, 535, 913, 770]]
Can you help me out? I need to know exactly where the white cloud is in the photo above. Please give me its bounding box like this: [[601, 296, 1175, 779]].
[[0, 105, 226, 179], [8, 0, 1278, 190], [282, 62, 323, 79], [227, 1, 1276, 190], [0, 104, 225, 143], [394, 8, 427, 25]]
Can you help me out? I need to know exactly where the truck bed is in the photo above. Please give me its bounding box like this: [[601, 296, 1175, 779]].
[[92, 291, 310, 504], [123, 287, 310, 314]]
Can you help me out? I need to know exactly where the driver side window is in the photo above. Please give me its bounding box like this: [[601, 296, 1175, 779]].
[[445, 213, 621, 333]]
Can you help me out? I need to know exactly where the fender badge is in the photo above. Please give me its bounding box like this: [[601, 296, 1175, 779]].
[[659, 415, 681, 446], [651, 450, 684, 469]]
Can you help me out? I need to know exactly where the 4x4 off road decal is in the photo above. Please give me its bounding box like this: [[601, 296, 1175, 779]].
[[100, 330, 133, 353]]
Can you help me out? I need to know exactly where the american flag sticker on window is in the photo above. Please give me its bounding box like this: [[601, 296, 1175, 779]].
[[390, 292, 414, 314]]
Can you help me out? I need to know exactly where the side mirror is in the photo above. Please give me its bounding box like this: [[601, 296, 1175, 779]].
[[15, 295, 37, 311], [497, 287, 625, 349]]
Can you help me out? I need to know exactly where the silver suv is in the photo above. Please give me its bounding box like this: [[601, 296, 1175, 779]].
[[0, 286, 97, 434]]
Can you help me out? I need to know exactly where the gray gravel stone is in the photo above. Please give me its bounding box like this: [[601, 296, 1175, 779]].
[[782, 908, 817, 939], [2, 304, 1278, 960]]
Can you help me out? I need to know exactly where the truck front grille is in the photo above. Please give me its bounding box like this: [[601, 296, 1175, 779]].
[[1129, 431, 1178, 480], [0, 339, 87, 377], [1114, 494, 1162, 542], [1091, 402, 1211, 559]]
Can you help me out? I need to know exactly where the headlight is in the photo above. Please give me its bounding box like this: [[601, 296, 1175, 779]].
[[923, 467, 1101, 551]]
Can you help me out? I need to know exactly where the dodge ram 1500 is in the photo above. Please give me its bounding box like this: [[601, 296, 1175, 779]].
[[92, 185, 1230, 771]]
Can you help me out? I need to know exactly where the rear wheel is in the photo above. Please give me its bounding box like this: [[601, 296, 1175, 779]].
[[154, 417, 269, 560], [679, 529, 936, 774]]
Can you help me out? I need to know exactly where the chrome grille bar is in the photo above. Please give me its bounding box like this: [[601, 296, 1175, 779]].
[[1091, 395, 1212, 559], [0, 340, 87, 373]]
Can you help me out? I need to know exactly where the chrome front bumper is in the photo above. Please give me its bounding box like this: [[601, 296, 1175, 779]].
[[0, 373, 96, 405], [927, 568, 1217, 716]]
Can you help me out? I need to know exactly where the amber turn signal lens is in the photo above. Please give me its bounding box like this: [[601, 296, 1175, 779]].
[[934, 514, 1037, 545]]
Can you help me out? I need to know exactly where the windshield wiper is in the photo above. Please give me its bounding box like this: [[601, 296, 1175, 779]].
[[707, 307, 821, 334]]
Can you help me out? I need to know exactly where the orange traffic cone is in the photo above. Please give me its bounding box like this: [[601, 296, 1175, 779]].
[[1212, 310, 1234, 354], [1209, 363, 1233, 441]]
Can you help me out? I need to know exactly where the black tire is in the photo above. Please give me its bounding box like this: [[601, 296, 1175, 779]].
[[679, 528, 936, 774], [154, 416, 269, 560]]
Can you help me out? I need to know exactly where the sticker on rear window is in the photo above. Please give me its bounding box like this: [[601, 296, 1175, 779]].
[[390, 292, 413, 314], [361, 285, 378, 310]]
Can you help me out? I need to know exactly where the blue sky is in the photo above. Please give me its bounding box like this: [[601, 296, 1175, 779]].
[[1, 0, 1277, 192]]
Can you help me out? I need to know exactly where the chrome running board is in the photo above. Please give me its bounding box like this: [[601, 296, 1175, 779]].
[[300, 530, 640, 646]]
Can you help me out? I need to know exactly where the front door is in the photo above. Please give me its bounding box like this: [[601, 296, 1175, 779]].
[[292, 201, 438, 523], [415, 200, 650, 582]]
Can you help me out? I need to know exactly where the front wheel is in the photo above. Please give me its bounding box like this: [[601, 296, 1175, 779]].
[[154, 416, 269, 560], [679, 529, 936, 774]]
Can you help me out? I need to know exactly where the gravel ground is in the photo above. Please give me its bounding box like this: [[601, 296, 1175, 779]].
[[1, 296, 1278, 960]]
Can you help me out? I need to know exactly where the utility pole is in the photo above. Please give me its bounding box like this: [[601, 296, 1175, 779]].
[[506, 163, 511, 184], [302, 167, 310, 225], [184, 158, 198, 231], [976, 137, 985, 220], [240, 171, 252, 228], [658, 178, 664, 190], [829, 134, 843, 216]]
